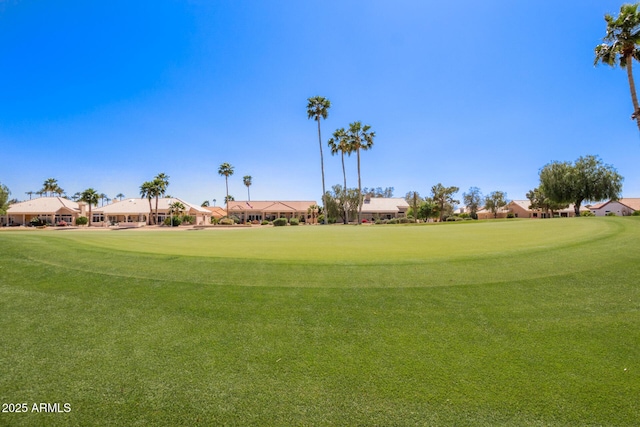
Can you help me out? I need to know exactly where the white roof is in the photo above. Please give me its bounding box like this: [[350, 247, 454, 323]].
[[360, 197, 409, 213], [7, 197, 79, 214]]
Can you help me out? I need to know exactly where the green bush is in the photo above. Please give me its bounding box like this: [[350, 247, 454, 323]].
[[164, 216, 182, 226], [210, 217, 218, 224], [75, 216, 88, 226], [318, 214, 325, 224], [328, 217, 337, 224], [218, 218, 234, 225], [273, 218, 287, 227], [581, 211, 595, 217], [398, 217, 416, 224], [289, 218, 299, 226], [181, 215, 194, 225], [632, 210, 640, 216], [506, 213, 515, 219], [30, 217, 47, 227], [261, 220, 270, 225], [387, 218, 399, 224], [605, 212, 617, 216], [459, 213, 470, 219]]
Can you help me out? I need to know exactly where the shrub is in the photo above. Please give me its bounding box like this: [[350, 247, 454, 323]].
[[398, 217, 416, 224], [56, 220, 68, 227], [459, 213, 470, 219], [318, 214, 325, 224], [632, 210, 640, 216], [581, 211, 595, 217], [273, 218, 287, 227], [75, 216, 88, 226], [261, 220, 270, 225], [328, 217, 337, 224], [164, 216, 182, 226], [289, 218, 299, 226], [181, 215, 194, 225], [30, 217, 47, 227], [210, 217, 218, 225], [387, 218, 399, 224], [506, 213, 515, 219], [362, 219, 368, 223], [605, 212, 617, 216], [218, 218, 234, 225]]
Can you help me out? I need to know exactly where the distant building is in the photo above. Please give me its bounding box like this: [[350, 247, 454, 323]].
[[589, 198, 640, 216], [94, 198, 211, 226], [359, 197, 409, 221], [226, 201, 318, 223], [476, 200, 587, 219], [3, 197, 81, 226]]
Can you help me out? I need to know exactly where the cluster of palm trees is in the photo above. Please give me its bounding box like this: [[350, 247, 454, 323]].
[[307, 96, 376, 224], [216, 162, 253, 217], [139, 173, 170, 225]]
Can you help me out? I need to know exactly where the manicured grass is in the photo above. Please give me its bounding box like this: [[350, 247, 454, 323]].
[[1, 218, 639, 425]]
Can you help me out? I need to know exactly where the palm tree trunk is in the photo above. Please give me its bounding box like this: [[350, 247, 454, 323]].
[[341, 152, 348, 224], [155, 197, 159, 225], [317, 120, 326, 224], [225, 177, 229, 217], [357, 148, 362, 224], [148, 199, 153, 225], [626, 54, 640, 131], [247, 185, 251, 202]]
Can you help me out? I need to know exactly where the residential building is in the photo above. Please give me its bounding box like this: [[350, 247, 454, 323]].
[[3, 197, 82, 226], [590, 198, 640, 216], [359, 197, 409, 221], [94, 198, 211, 226], [225, 201, 318, 223]]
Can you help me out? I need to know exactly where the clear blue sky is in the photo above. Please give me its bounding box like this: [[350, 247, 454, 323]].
[[1, 0, 638, 206]]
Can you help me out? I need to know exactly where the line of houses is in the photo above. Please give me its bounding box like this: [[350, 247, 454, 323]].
[[2, 196, 638, 227], [0, 196, 413, 227]]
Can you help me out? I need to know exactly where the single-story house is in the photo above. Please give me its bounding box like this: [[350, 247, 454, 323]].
[[204, 206, 227, 220], [93, 198, 211, 227], [590, 198, 640, 216], [476, 200, 587, 220], [3, 197, 82, 226], [226, 201, 318, 223], [359, 197, 409, 221]]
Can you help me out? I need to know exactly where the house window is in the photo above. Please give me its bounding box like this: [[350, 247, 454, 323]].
[[92, 214, 104, 222]]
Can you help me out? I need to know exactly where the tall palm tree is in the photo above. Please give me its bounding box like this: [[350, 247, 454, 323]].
[[218, 162, 234, 217], [25, 191, 33, 200], [99, 193, 108, 207], [345, 121, 375, 224], [153, 173, 170, 226], [595, 3, 640, 131], [328, 128, 351, 223], [201, 200, 210, 207], [140, 181, 155, 225], [80, 188, 99, 227], [116, 193, 125, 201], [243, 175, 252, 201], [306, 96, 331, 223]]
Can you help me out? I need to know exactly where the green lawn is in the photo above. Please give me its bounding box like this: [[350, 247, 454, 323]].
[[1, 219, 639, 426]]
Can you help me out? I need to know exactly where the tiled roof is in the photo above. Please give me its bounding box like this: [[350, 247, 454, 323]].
[[7, 197, 79, 214], [95, 198, 210, 214], [618, 198, 640, 211], [226, 201, 317, 212]]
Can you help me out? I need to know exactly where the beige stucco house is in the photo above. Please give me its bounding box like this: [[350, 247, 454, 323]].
[[589, 198, 640, 216], [3, 197, 83, 226], [476, 200, 586, 219], [93, 198, 211, 227], [226, 201, 318, 223], [359, 197, 410, 221]]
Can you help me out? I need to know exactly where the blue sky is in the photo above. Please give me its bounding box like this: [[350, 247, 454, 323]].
[[1, 1, 638, 206]]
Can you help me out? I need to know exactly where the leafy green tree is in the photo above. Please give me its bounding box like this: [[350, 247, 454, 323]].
[[325, 185, 360, 224], [139, 181, 155, 225], [431, 183, 459, 222], [463, 187, 482, 219], [80, 188, 99, 227], [0, 183, 10, 215], [539, 155, 623, 216], [526, 187, 569, 218], [484, 191, 508, 219], [405, 191, 421, 219], [218, 163, 234, 217], [418, 199, 438, 222], [307, 96, 331, 223], [595, 3, 640, 131], [345, 121, 375, 223], [243, 175, 252, 201]]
